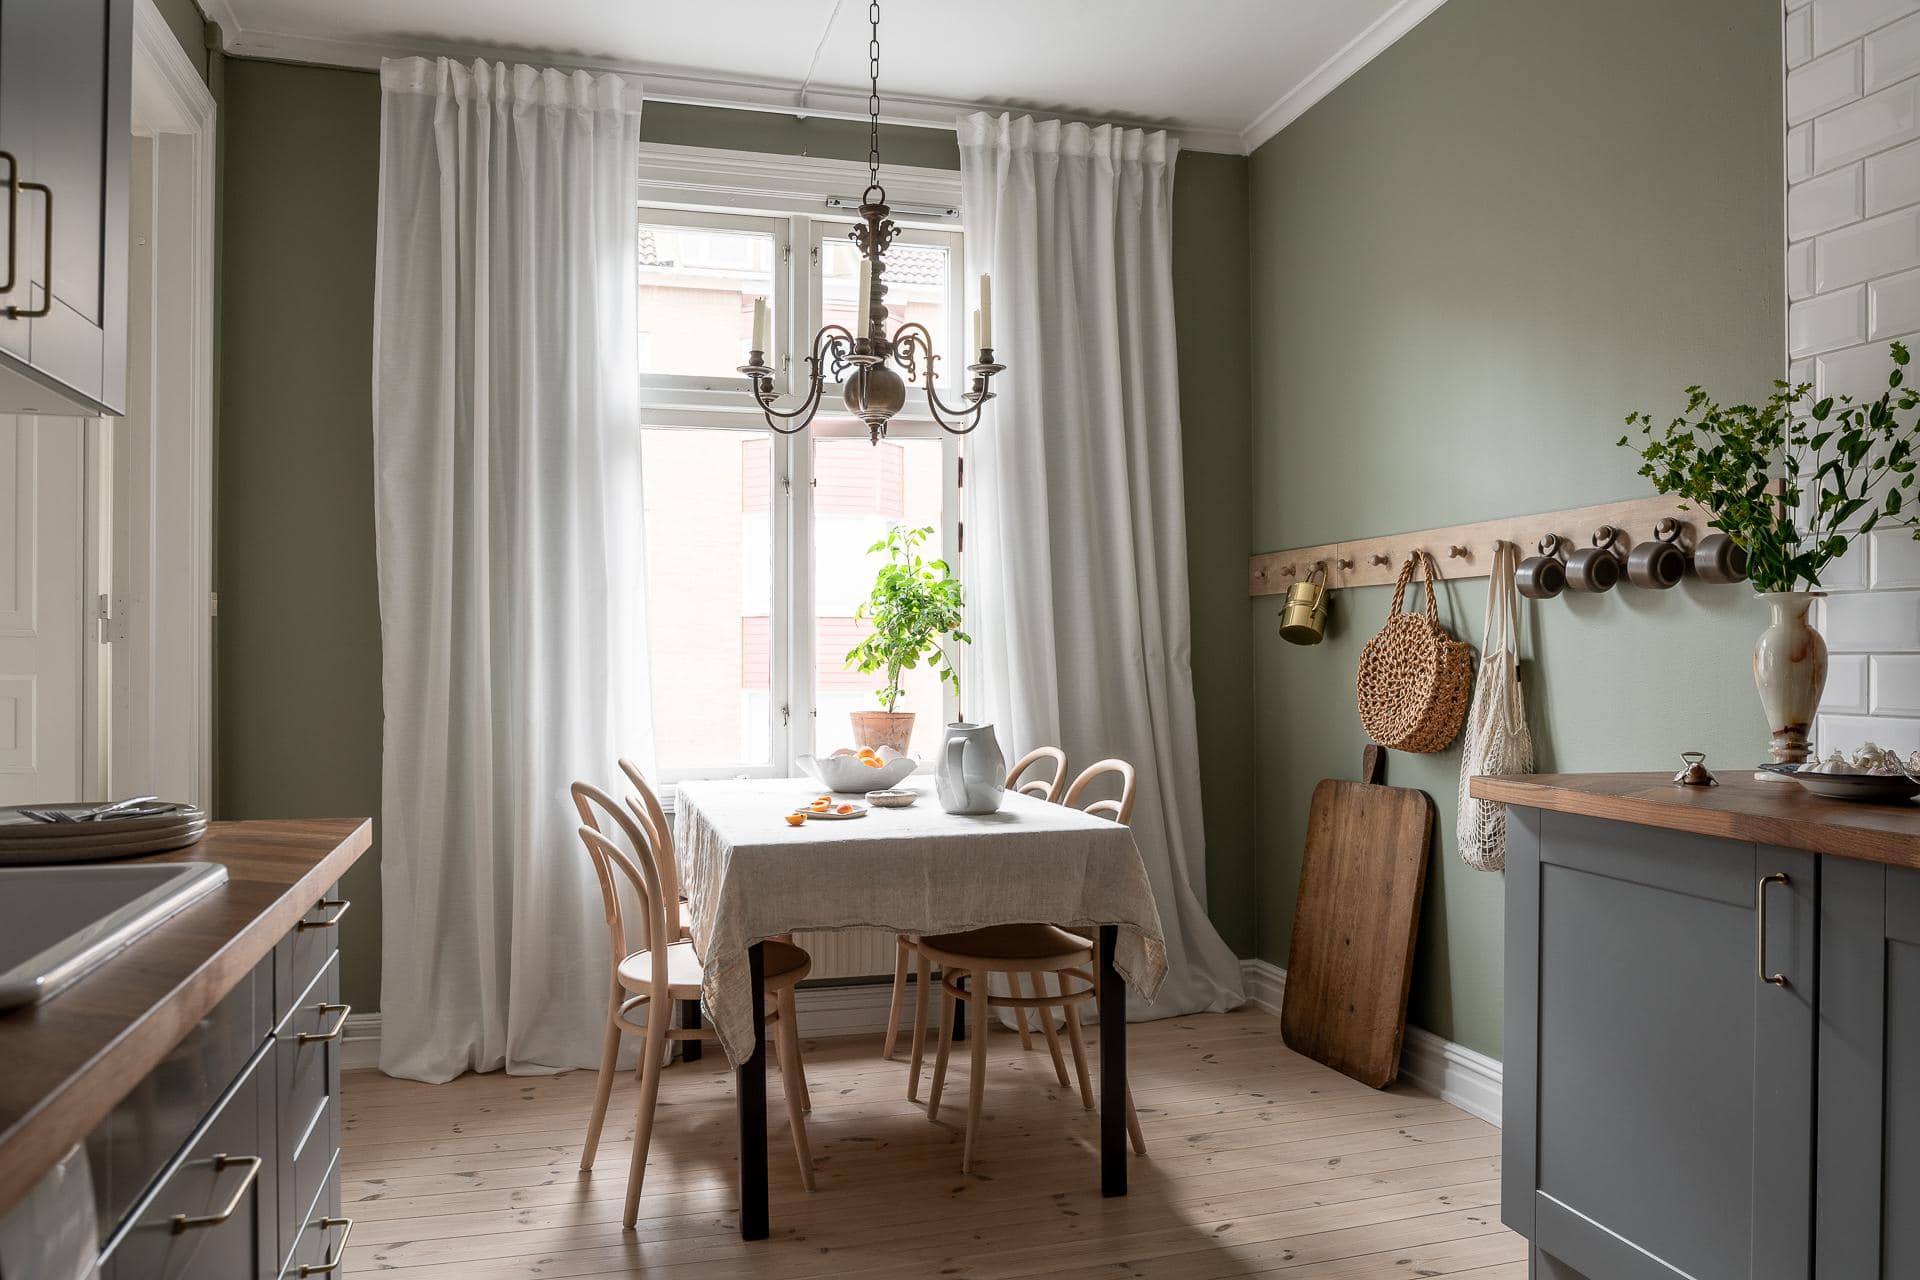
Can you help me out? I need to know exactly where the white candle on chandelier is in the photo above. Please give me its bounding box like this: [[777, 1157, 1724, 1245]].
[[972, 308, 982, 355], [978, 273, 993, 348], [855, 259, 872, 334], [751, 297, 769, 354]]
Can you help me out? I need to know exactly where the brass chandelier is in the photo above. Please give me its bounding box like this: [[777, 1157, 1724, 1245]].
[[738, 0, 1004, 445]]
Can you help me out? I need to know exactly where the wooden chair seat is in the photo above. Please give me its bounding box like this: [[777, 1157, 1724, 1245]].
[[617, 938, 810, 1003], [919, 924, 1091, 968]]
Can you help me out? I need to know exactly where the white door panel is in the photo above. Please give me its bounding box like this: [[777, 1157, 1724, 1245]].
[[0, 416, 87, 803]]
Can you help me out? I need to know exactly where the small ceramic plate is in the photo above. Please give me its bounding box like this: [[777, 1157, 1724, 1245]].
[[794, 803, 869, 820], [1791, 772, 1920, 804], [864, 789, 917, 809]]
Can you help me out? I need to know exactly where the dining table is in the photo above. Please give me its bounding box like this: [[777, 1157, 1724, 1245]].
[[674, 775, 1169, 1241]]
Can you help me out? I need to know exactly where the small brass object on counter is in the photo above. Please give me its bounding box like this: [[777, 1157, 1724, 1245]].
[[1673, 751, 1718, 786]]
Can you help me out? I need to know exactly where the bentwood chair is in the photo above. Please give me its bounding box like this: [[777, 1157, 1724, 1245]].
[[881, 746, 1073, 1094], [571, 782, 816, 1228], [914, 759, 1148, 1172]]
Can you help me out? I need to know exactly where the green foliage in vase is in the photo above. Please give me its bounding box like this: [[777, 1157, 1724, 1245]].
[[844, 525, 970, 713], [1619, 342, 1920, 592]]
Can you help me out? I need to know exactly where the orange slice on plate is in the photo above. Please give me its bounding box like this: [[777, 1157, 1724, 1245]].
[[836, 804, 854, 814]]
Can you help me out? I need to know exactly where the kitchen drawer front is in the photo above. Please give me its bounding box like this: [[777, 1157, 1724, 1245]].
[[101, 1043, 275, 1280], [274, 883, 347, 1028], [279, 1151, 345, 1280], [275, 954, 345, 1272], [87, 952, 272, 1242]]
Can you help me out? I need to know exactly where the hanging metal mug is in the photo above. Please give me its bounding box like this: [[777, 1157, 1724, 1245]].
[[1565, 525, 1627, 593], [1628, 517, 1688, 589], [1279, 563, 1330, 645], [1515, 535, 1568, 599], [1695, 531, 1749, 584]]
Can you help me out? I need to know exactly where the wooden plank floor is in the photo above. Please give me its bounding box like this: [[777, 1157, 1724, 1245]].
[[339, 1006, 1522, 1278]]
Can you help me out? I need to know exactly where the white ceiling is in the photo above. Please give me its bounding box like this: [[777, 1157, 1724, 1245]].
[[204, 0, 1450, 154]]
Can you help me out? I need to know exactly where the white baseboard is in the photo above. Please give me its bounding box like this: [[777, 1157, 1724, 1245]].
[[1237, 958, 1503, 1127], [344, 962, 1504, 1130]]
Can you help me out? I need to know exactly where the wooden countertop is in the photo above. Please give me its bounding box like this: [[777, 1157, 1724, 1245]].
[[0, 818, 372, 1222], [1470, 772, 1920, 869]]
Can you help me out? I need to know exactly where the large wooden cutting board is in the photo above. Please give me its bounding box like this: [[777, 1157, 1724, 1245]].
[[1281, 769, 1433, 1088]]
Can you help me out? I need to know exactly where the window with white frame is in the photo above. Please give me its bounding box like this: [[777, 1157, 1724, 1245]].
[[634, 153, 965, 783]]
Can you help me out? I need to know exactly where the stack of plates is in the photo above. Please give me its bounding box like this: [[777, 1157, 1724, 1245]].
[[0, 803, 209, 865]]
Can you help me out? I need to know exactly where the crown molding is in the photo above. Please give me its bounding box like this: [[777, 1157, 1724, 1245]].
[[1239, 0, 1453, 152], [133, 0, 217, 131], [212, 23, 1251, 155]]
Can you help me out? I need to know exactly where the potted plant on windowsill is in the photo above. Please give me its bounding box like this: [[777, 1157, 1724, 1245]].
[[1620, 341, 1920, 767], [844, 524, 969, 755]]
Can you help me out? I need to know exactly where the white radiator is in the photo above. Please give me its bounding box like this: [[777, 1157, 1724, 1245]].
[[792, 928, 898, 980]]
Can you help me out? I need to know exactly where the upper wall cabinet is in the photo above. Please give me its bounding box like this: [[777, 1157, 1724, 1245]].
[[0, 0, 131, 417]]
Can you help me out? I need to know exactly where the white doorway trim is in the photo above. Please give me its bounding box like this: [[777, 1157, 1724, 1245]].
[[127, 1, 215, 806]]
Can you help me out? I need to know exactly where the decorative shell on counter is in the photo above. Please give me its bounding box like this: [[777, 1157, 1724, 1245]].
[[1800, 742, 1920, 777]]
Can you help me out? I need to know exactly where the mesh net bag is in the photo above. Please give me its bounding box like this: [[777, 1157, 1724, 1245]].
[[1455, 541, 1533, 870]]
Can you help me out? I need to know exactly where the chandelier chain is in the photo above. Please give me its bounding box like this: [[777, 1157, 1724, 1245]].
[[867, 0, 882, 195]]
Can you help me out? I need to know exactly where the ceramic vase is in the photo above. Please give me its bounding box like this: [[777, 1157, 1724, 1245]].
[[935, 722, 1007, 815], [1753, 591, 1827, 766]]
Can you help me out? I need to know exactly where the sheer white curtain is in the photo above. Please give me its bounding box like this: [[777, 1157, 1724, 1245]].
[[373, 57, 653, 1080], [958, 112, 1244, 1018]]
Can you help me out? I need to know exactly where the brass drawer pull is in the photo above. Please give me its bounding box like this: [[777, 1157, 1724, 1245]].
[[170, 1153, 262, 1232], [297, 898, 351, 930], [4, 181, 49, 319], [297, 1216, 355, 1276], [1757, 872, 1790, 987], [297, 1002, 352, 1044]]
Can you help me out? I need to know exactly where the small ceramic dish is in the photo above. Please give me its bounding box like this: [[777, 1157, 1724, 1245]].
[[1790, 771, 1920, 804], [793, 802, 869, 820], [864, 789, 917, 809]]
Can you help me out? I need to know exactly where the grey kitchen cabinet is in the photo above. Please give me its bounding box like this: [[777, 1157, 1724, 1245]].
[[1504, 809, 1817, 1280], [0, 0, 132, 415], [1815, 858, 1920, 1278]]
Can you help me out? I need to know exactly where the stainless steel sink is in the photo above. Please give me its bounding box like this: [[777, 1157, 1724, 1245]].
[[0, 863, 228, 1008]]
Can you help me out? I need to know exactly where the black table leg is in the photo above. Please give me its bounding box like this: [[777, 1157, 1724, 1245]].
[[1098, 924, 1127, 1197], [737, 942, 768, 1240], [680, 1000, 702, 1062]]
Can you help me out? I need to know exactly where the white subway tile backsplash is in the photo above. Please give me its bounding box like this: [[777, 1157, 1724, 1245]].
[[1828, 653, 1872, 711], [1868, 10, 1920, 87], [1827, 535, 1874, 589], [1871, 264, 1920, 332], [1816, 0, 1920, 56], [1872, 652, 1920, 710], [1865, 135, 1920, 211], [1815, 77, 1920, 171], [1814, 204, 1918, 288], [1790, 123, 1815, 184], [1793, 284, 1870, 355], [1871, 525, 1920, 583], [1793, 44, 1866, 123], [1822, 587, 1920, 650], [1816, 331, 1917, 398], [1791, 6, 1816, 67], [1793, 164, 1867, 240], [1816, 711, 1920, 755], [1791, 239, 1817, 300]]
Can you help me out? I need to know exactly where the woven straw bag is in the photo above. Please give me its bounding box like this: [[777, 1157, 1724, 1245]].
[[1355, 552, 1472, 754], [1455, 541, 1533, 870]]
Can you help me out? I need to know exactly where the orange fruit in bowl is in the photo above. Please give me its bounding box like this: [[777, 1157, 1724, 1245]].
[[784, 813, 806, 827], [863, 756, 884, 768]]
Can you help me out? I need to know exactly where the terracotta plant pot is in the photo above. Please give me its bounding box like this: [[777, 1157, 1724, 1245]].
[[850, 710, 915, 755]]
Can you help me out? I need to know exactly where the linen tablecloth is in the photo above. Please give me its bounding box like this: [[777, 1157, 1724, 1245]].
[[675, 777, 1169, 1065]]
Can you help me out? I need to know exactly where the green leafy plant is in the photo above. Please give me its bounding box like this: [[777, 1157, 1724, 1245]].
[[1619, 341, 1920, 592], [844, 525, 970, 713]]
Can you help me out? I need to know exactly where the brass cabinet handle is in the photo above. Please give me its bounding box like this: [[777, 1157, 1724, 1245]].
[[297, 1216, 355, 1275], [1757, 872, 1790, 987], [297, 1002, 352, 1044], [297, 898, 351, 930], [3, 181, 49, 319], [0, 150, 18, 295], [170, 1153, 262, 1232]]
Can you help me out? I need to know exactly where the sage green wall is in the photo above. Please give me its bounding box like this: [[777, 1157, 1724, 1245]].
[[215, 61, 1257, 1010], [151, 0, 210, 84], [1248, 0, 1783, 1056]]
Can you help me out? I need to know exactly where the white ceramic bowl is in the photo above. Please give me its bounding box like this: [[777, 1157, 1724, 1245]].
[[797, 752, 918, 795]]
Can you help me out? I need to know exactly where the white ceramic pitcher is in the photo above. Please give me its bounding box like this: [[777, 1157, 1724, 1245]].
[[936, 722, 1007, 815]]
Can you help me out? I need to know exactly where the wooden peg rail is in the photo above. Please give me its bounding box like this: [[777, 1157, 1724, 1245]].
[[1248, 494, 1704, 595]]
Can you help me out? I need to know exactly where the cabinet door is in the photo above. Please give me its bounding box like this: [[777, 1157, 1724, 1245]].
[[1817, 858, 1920, 1278], [1505, 810, 1816, 1280], [0, 0, 129, 410]]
